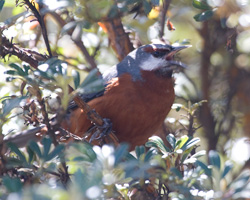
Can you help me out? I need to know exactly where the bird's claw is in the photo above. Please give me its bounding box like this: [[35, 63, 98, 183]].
[[88, 118, 113, 143]]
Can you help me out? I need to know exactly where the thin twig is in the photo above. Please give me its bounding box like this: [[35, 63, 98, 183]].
[[159, 0, 171, 38], [23, 0, 53, 57]]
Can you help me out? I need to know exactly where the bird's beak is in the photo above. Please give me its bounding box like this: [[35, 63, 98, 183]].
[[164, 45, 191, 71], [165, 45, 191, 60]]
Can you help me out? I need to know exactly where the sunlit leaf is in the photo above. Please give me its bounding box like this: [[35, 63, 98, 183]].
[[146, 136, 171, 153], [181, 137, 200, 151], [175, 135, 189, 150]]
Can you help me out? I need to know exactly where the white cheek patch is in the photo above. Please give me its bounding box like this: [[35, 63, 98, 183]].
[[139, 55, 167, 71]]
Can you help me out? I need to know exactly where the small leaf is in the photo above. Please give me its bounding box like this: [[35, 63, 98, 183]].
[[144, 149, 155, 162], [2, 96, 26, 117], [42, 137, 52, 158], [166, 134, 176, 149], [9, 63, 26, 76], [196, 160, 212, 176], [170, 167, 183, 178], [209, 150, 221, 169], [27, 146, 34, 163], [175, 135, 189, 150], [3, 176, 23, 193], [146, 136, 170, 153], [114, 143, 129, 165], [222, 160, 233, 178], [80, 68, 101, 88], [194, 10, 214, 22], [61, 21, 77, 35], [7, 142, 27, 163], [72, 70, 80, 89], [192, 0, 211, 10], [135, 146, 145, 159], [0, 0, 5, 12], [28, 140, 42, 158], [181, 137, 200, 151], [46, 144, 64, 161]]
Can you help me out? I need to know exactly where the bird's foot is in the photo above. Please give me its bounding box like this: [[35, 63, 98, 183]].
[[88, 118, 113, 143]]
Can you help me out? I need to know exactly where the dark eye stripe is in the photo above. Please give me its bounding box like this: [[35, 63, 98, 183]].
[[152, 51, 167, 58]]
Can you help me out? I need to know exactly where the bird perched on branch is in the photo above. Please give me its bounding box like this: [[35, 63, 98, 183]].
[[62, 43, 189, 149]]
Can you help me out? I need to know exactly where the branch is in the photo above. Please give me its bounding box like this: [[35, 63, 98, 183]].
[[23, 0, 53, 57], [159, 0, 171, 38], [0, 34, 48, 68], [100, 17, 134, 61]]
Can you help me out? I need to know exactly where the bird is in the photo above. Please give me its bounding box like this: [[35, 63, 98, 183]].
[[61, 43, 189, 149]]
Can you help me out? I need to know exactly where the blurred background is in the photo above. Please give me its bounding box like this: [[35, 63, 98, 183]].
[[1, 0, 250, 169]]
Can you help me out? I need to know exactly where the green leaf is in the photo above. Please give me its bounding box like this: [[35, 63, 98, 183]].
[[27, 146, 34, 163], [221, 160, 233, 179], [7, 142, 27, 164], [209, 150, 221, 169], [181, 137, 200, 151], [192, 0, 211, 10], [72, 70, 80, 89], [0, 0, 5, 12], [28, 140, 42, 158], [144, 149, 155, 162], [3, 176, 23, 193], [175, 135, 189, 150], [114, 144, 129, 166], [46, 144, 64, 161], [170, 167, 183, 178], [196, 160, 212, 176], [42, 137, 52, 158], [143, 0, 152, 15], [135, 146, 145, 159], [146, 136, 171, 153], [194, 10, 214, 22], [2, 96, 26, 117], [9, 63, 26, 76], [166, 134, 176, 149], [80, 68, 101, 88]]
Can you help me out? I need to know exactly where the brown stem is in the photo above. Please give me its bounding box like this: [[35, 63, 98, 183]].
[[23, 0, 52, 57], [101, 18, 134, 61], [159, 0, 171, 38], [199, 21, 217, 150], [0, 35, 48, 68]]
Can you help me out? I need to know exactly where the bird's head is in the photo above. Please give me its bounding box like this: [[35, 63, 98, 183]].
[[134, 43, 190, 73], [103, 43, 190, 82]]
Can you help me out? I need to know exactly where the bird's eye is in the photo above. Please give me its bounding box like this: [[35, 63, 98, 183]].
[[152, 51, 167, 58]]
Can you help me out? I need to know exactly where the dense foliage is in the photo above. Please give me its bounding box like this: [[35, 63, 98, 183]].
[[1, 0, 250, 199]]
